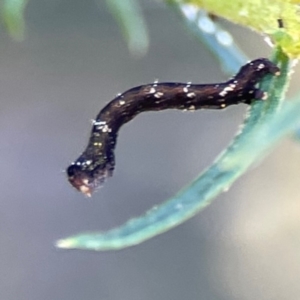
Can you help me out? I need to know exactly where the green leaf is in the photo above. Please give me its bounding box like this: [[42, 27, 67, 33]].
[[56, 47, 292, 251], [168, 0, 300, 58], [103, 0, 149, 57], [1, 0, 28, 40], [168, 2, 248, 75]]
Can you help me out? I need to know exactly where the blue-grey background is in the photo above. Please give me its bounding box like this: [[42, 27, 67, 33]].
[[1, 1, 300, 299]]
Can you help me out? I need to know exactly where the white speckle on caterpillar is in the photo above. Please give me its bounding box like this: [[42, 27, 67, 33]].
[[187, 92, 196, 98], [93, 120, 106, 126], [101, 125, 112, 133], [262, 92, 268, 100], [154, 92, 164, 98], [219, 85, 235, 97], [257, 63, 265, 70]]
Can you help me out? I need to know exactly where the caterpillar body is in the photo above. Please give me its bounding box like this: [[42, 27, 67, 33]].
[[66, 58, 280, 196]]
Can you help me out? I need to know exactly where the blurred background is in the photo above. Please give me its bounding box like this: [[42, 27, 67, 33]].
[[1, 0, 300, 299]]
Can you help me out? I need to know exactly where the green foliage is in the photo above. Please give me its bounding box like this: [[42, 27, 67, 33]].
[[171, 0, 300, 58], [168, 3, 249, 75], [1, 0, 28, 40], [1, 0, 149, 55], [103, 0, 149, 56]]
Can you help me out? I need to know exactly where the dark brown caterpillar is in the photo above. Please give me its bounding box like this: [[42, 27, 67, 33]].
[[67, 58, 280, 196]]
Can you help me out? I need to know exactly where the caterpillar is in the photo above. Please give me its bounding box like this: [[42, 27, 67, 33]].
[[66, 58, 280, 196]]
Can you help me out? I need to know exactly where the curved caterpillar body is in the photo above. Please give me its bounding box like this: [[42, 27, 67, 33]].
[[67, 58, 280, 196]]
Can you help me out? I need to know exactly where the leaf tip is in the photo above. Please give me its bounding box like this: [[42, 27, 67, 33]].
[[56, 238, 76, 250]]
